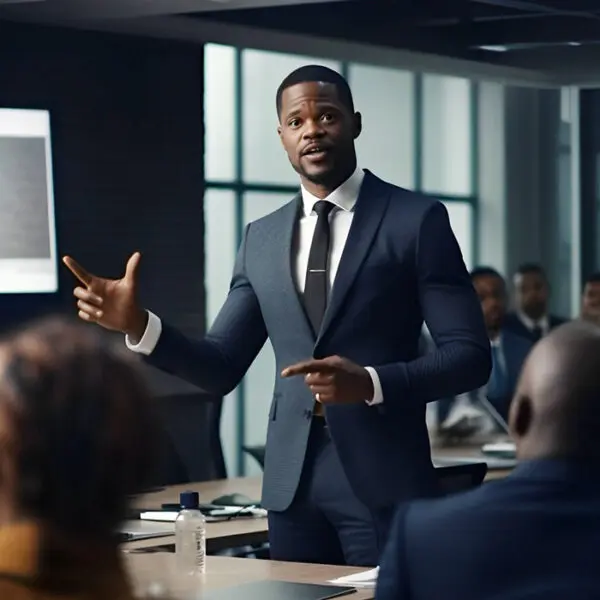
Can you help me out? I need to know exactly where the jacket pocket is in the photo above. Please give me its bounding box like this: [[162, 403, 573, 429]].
[[269, 395, 279, 421]]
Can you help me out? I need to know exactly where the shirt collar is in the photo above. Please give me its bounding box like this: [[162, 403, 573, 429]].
[[300, 167, 364, 217], [518, 311, 549, 331]]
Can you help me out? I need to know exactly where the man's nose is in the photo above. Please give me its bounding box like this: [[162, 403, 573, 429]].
[[302, 119, 325, 139]]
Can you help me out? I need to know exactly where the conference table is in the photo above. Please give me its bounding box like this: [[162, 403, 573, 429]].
[[126, 554, 375, 600], [125, 443, 514, 554]]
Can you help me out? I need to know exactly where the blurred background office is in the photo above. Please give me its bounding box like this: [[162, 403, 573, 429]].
[[0, 0, 598, 480]]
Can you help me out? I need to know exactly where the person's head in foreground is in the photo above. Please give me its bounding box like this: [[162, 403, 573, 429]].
[[276, 65, 361, 198], [375, 321, 600, 600], [509, 319, 600, 462], [0, 317, 160, 597]]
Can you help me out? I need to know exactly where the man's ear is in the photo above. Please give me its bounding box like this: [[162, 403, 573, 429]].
[[277, 124, 284, 146], [509, 393, 533, 439], [353, 112, 362, 140]]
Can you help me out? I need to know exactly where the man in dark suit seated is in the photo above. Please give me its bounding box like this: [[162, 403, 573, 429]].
[[377, 321, 600, 600], [504, 263, 567, 342], [438, 267, 532, 434]]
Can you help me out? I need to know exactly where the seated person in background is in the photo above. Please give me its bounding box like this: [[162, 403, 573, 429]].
[[581, 272, 600, 326], [377, 321, 600, 600], [438, 267, 531, 435], [0, 317, 160, 600], [503, 263, 567, 342]]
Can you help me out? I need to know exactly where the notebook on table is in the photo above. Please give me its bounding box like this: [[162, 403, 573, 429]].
[[117, 519, 174, 542], [201, 581, 356, 600]]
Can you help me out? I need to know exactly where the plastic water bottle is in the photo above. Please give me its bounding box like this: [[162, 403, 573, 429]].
[[175, 491, 206, 576]]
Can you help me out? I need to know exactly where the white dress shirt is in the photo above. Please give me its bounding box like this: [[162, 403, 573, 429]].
[[126, 166, 384, 405], [517, 311, 550, 337]]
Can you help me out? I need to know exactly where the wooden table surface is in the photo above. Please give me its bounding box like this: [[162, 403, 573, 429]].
[[127, 478, 267, 552], [125, 445, 514, 552], [126, 554, 375, 599]]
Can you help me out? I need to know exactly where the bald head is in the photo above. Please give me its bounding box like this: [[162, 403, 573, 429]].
[[509, 321, 600, 461]]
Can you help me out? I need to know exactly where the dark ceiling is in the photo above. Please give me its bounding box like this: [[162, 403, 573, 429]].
[[190, 0, 600, 64]]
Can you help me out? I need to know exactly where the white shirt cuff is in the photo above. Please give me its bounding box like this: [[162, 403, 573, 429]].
[[125, 311, 162, 355], [364, 366, 384, 405]]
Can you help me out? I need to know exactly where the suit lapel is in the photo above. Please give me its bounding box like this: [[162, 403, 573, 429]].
[[270, 195, 315, 339], [317, 171, 390, 344]]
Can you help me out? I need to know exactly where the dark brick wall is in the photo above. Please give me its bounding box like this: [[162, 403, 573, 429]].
[[0, 23, 206, 357]]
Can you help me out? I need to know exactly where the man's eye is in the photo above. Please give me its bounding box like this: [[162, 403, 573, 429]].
[[322, 113, 334, 122], [289, 119, 301, 127]]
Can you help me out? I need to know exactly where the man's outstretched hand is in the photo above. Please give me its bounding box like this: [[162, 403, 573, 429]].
[[62, 253, 148, 341], [281, 355, 374, 404]]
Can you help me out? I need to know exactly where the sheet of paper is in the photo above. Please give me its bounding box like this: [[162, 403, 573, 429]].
[[140, 506, 267, 523], [328, 566, 379, 589]]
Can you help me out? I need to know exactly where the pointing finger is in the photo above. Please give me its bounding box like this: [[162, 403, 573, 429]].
[[281, 359, 337, 378], [305, 372, 334, 385], [63, 256, 94, 288]]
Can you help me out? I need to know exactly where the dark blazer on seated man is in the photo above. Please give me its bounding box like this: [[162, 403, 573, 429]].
[[63, 66, 491, 567], [377, 322, 600, 600], [438, 268, 532, 428]]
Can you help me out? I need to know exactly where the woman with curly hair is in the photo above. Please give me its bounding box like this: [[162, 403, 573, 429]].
[[0, 317, 162, 599]]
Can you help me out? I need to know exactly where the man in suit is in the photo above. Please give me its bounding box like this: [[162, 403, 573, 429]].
[[438, 267, 531, 433], [581, 272, 600, 326], [63, 65, 490, 566], [377, 321, 600, 600], [504, 263, 567, 342]]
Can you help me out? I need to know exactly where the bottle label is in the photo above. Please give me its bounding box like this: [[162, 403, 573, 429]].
[[193, 528, 205, 565]]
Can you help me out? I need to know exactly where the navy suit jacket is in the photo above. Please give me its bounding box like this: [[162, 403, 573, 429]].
[[437, 328, 532, 425], [503, 312, 568, 342], [486, 330, 532, 420], [145, 171, 491, 512], [376, 459, 600, 600]]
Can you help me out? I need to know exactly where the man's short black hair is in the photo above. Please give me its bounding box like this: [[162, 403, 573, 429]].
[[585, 272, 600, 286], [276, 65, 355, 118], [470, 266, 504, 284], [515, 262, 547, 279]]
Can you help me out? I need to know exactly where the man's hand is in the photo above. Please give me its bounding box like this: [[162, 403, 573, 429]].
[[281, 355, 374, 404], [62, 253, 148, 341]]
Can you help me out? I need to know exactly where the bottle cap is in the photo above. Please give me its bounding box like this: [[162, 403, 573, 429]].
[[179, 490, 200, 509]]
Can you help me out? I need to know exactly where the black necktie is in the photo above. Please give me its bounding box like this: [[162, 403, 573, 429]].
[[531, 325, 543, 342], [304, 200, 334, 335]]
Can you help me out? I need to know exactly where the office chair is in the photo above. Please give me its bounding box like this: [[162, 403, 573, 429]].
[[435, 462, 488, 495], [154, 391, 226, 485], [243, 444, 266, 470]]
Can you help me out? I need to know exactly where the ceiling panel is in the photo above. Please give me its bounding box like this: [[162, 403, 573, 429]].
[[2, 0, 600, 73], [0, 0, 350, 20]]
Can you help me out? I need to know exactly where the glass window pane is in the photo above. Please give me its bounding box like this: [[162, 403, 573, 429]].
[[241, 49, 341, 185], [241, 191, 294, 474], [422, 75, 472, 196], [442, 201, 473, 271], [349, 64, 415, 189], [204, 44, 236, 181], [204, 187, 238, 476]]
